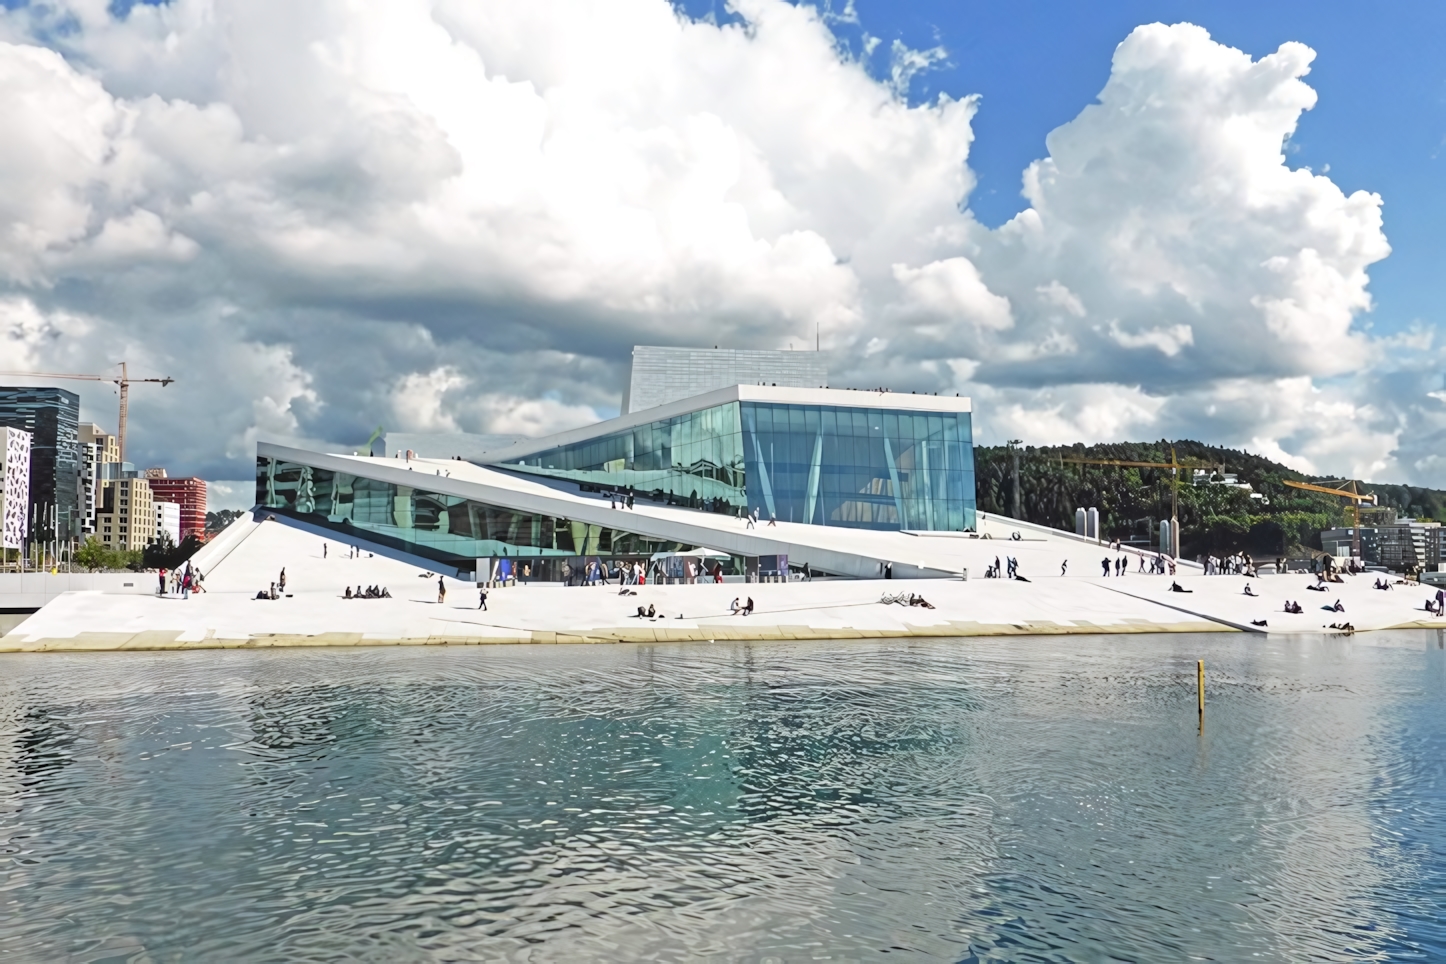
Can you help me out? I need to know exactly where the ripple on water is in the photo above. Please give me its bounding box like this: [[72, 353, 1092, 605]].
[[1, 634, 1445, 961]]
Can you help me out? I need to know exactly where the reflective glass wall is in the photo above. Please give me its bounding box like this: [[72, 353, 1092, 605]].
[[741, 402, 974, 530], [257, 457, 692, 574], [506, 403, 745, 514], [499, 400, 975, 531]]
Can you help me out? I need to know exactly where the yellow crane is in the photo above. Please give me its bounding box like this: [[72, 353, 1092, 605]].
[[0, 363, 174, 462], [1281, 479, 1377, 560], [1058, 447, 1224, 557]]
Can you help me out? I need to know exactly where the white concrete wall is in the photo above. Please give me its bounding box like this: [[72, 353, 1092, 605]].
[[0, 572, 156, 609]]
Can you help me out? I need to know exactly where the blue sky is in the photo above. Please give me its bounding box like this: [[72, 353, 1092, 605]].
[[681, 0, 1445, 337]]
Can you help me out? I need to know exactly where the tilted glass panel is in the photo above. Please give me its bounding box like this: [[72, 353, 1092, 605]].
[[256, 456, 719, 577], [502, 401, 746, 514]]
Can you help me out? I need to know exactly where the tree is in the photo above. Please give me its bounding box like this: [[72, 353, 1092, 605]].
[[75, 537, 111, 571]]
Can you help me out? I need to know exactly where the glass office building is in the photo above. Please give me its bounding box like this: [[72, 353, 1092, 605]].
[[506, 399, 975, 531], [0, 387, 81, 539]]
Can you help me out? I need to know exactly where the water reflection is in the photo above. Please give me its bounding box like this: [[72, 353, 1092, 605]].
[[0, 635, 1443, 961]]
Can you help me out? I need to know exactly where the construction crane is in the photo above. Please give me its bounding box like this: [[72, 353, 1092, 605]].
[[1058, 447, 1225, 557], [1281, 479, 1378, 561], [0, 363, 174, 462]]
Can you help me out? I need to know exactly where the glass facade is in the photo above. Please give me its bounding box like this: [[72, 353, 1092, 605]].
[[504, 400, 975, 531], [0, 387, 81, 539], [508, 403, 746, 515], [256, 457, 706, 577], [741, 402, 974, 531]]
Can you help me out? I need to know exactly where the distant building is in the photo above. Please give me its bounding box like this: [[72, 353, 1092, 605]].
[[0, 387, 81, 541], [1323, 518, 1442, 571], [623, 346, 828, 414], [78, 423, 121, 536], [95, 471, 156, 552], [1191, 469, 1267, 503], [1, 426, 31, 550], [155, 499, 181, 546], [146, 471, 208, 542]]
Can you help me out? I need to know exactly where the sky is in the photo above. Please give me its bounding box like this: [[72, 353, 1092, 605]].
[[1, 0, 1444, 509]]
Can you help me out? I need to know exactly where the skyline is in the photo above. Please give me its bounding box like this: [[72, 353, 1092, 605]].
[[1, 0, 1441, 497]]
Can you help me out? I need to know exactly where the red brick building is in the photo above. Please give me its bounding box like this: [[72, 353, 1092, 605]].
[[145, 472, 208, 542]]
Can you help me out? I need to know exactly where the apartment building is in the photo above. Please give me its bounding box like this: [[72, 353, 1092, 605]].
[[95, 473, 156, 551]]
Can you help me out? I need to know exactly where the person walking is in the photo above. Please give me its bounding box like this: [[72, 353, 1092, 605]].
[[323, 543, 327, 559], [1060, 560, 1068, 577], [278, 568, 287, 593], [478, 586, 488, 610], [437, 576, 446, 604], [158, 567, 167, 596], [521, 562, 531, 586]]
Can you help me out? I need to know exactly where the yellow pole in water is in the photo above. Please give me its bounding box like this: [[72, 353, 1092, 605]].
[[1197, 659, 1205, 728]]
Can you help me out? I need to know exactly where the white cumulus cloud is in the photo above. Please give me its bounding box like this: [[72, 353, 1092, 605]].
[[0, 5, 1437, 488]]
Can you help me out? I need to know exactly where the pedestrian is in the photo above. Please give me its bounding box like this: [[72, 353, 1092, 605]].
[[626, 492, 635, 510], [522, 562, 531, 586], [478, 586, 488, 610], [279, 568, 286, 593], [767, 511, 777, 527], [437, 576, 446, 604], [158, 567, 167, 596], [323, 543, 327, 559], [1101, 557, 1110, 577], [1060, 560, 1068, 577]]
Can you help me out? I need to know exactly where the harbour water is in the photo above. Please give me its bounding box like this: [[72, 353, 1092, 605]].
[[2, 632, 1444, 961]]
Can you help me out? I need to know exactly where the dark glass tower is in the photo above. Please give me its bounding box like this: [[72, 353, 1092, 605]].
[[0, 387, 81, 540]]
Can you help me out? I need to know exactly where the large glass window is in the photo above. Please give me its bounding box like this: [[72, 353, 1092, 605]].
[[257, 457, 703, 577], [740, 402, 975, 531], [505, 402, 746, 514], [491, 399, 976, 531]]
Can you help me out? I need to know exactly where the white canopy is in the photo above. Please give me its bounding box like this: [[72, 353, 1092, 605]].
[[649, 547, 732, 561]]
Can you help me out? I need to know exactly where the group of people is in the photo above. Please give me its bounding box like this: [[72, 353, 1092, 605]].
[[985, 556, 1022, 580], [728, 597, 756, 616], [607, 489, 636, 510], [1201, 553, 1260, 578], [158, 563, 203, 599], [743, 506, 778, 529], [344, 585, 392, 599]]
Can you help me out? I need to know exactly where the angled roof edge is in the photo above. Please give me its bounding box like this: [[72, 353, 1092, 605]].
[[470, 385, 973, 466]]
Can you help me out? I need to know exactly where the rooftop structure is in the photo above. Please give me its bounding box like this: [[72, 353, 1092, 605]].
[[623, 345, 828, 414]]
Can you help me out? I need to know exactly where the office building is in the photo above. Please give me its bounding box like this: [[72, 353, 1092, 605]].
[[1, 426, 31, 550], [78, 423, 121, 535], [147, 471, 207, 542], [96, 473, 156, 552], [155, 500, 181, 546], [257, 382, 975, 580], [0, 387, 80, 541], [623, 346, 829, 413], [1323, 518, 1442, 571]]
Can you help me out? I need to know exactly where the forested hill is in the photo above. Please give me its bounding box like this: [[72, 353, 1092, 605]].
[[973, 440, 1446, 558]]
